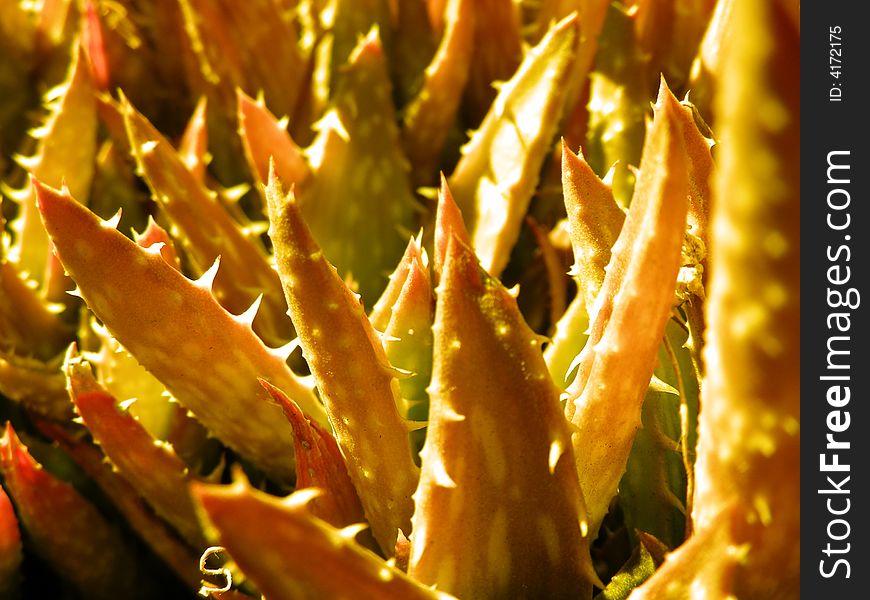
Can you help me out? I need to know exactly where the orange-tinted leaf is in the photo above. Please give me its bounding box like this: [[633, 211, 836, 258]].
[[178, 96, 209, 182], [448, 15, 579, 276], [408, 235, 597, 597], [36, 418, 201, 589], [565, 80, 689, 536], [432, 174, 471, 282], [0, 423, 155, 600], [237, 89, 310, 192], [266, 173, 418, 554], [401, 0, 473, 184], [123, 96, 294, 346], [637, 1, 800, 596], [0, 486, 21, 598], [193, 479, 453, 600], [369, 237, 426, 331], [8, 45, 97, 290], [261, 380, 366, 530], [35, 180, 324, 482], [66, 350, 205, 547]]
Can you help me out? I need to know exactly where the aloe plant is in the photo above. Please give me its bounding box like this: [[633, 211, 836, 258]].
[[0, 0, 799, 598]]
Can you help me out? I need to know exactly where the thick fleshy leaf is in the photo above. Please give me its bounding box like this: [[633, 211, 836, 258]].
[[36, 418, 201, 589], [0, 259, 71, 360], [381, 239, 434, 458], [597, 532, 668, 600], [463, 0, 522, 124], [0, 423, 155, 600], [123, 96, 294, 346], [369, 237, 425, 331], [300, 28, 419, 304], [634, 2, 800, 596], [533, 0, 611, 149], [565, 80, 689, 536], [0, 351, 71, 421], [562, 141, 625, 310], [87, 221, 190, 442], [177, 0, 307, 179], [0, 485, 21, 598], [266, 173, 419, 554], [7, 45, 96, 290], [260, 380, 366, 530], [237, 89, 310, 193], [66, 350, 205, 547], [401, 0, 473, 185], [545, 142, 625, 387], [35, 180, 325, 482], [178, 95, 208, 182], [584, 3, 648, 207], [633, 0, 716, 92], [432, 174, 471, 282], [686, 0, 735, 121], [408, 235, 597, 598], [389, 0, 437, 108], [448, 14, 579, 276], [193, 479, 453, 600]]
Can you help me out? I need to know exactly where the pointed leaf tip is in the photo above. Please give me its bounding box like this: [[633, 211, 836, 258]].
[[434, 177, 472, 280]]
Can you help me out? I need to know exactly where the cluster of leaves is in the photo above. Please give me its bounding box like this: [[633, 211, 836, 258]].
[[0, 0, 798, 599]]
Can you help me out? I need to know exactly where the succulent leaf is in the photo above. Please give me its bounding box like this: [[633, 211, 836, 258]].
[[299, 28, 420, 305], [266, 172, 419, 555], [192, 478, 454, 600], [633, 1, 800, 596], [66, 349, 205, 547], [0, 485, 21, 598], [37, 418, 202, 589], [545, 140, 626, 387], [260, 380, 367, 530], [401, 0, 473, 185], [463, 0, 522, 125], [369, 236, 426, 331], [7, 45, 97, 291], [448, 14, 579, 276], [178, 95, 209, 182], [561, 140, 625, 311], [565, 80, 689, 537], [409, 234, 597, 598], [237, 89, 310, 193], [0, 350, 71, 421], [0, 259, 71, 360], [380, 238, 434, 458], [177, 0, 307, 180], [0, 423, 156, 600], [35, 179, 325, 481], [123, 96, 295, 346], [432, 174, 472, 282]]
